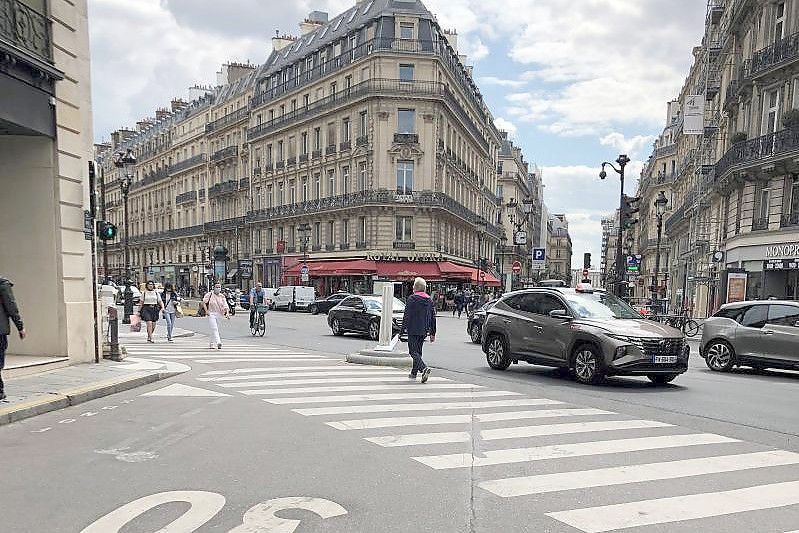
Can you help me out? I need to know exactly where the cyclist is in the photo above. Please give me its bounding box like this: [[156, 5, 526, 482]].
[[249, 282, 268, 329]]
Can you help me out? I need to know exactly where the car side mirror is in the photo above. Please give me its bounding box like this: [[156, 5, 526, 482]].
[[549, 309, 571, 320]]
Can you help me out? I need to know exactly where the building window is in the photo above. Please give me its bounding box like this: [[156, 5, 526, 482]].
[[343, 219, 350, 244], [359, 111, 368, 136], [328, 170, 336, 196], [301, 132, 308, 155], [327, 221, 335, 244], [790, 180, 799, 214], [278, 182, 285, 205], [399, 22, 414, 40], [758, 188, 770, 220], [398, 108, 415, 133], [267, 228, 273, 249], [342, 118, 351, 142], [277, 140, 284, 161], [763, 88, 780, 134], [314, 173, 321, 199], [399, 64, 414, 82], [342, 166, 350, 195], [314, 222, 321, 245], [302, 177, 309, 202], [496, 184, 503, 199], [359, 216, 367, 242], [267, 185, 273, 208], [266, 144, 273, 164], [314, 128, 322, 151], [289, 180, 296, 204], [775, 2, 786, 42], [289, 225, 295, 246], [396, 216, 412, 241], [358, 162, 367, 190], [396, 160, 414, 194]]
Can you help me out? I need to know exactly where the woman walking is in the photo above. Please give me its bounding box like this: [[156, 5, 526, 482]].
[[140, 281, 164, 343], [202, 282, 230, 349], [161, 282, 181, 342]]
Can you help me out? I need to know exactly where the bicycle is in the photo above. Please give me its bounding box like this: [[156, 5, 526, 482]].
[[662, 312, 700, 338], [250, 304, 268, 337]]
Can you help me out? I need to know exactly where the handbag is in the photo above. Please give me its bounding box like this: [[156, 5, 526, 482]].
[[175, 302, 184, 318], [129, 313, 142, 333]]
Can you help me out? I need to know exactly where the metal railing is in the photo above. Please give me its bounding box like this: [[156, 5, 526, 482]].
[[393, 133, 419, 144], [208, 180, 240, 199], [716, 127, 799, 178], [170, 153, 207, 174], [175, 190, 197, 205], [130, 166, 170, 191], [210, 145, 239, 163], [0, 0, 52, 62], [129, 224, 204, 244], [206, 107, 249, 133], [205, 216, 246, 232], [752, 217, 769, 231], [751, 30, 799, 77], [781, 212, 799, 228]]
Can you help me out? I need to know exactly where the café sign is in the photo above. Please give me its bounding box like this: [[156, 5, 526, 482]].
[[366, 252, 444, 262], [765, 243, 799, 258]]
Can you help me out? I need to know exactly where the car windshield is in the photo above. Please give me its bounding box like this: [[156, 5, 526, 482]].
[[562, 291, 642, 319], [364, 298, 406, 311]]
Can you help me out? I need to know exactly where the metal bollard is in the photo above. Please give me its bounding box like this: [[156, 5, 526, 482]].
[[107, 307, 123, 361]]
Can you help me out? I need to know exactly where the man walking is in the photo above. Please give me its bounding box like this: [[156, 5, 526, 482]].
[[0, 276, 26, 400], [402, 277, 436, 384]]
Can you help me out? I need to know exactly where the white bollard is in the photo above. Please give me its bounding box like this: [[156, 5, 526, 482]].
[[374, 283, 398, 352]]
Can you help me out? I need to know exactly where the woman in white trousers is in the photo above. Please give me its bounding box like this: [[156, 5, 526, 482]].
[[202, 283, 230, 349]]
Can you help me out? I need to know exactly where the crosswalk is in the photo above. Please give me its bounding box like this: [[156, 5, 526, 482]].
[[126, 337, 799, 532]]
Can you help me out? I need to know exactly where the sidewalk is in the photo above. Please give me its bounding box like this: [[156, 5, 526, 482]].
[[0, 327, 195, 427]]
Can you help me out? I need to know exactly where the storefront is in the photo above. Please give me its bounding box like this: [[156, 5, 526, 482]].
[[723, 233, 799, 302]]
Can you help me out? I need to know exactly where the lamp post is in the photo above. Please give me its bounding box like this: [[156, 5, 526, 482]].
[[599, 154, 631, 297], [499, 234, 508, 292], [114, 148, 136, 324], [652, 190, 668, 314], [297, 223, 311, 286], [476, 220, 487, 297]]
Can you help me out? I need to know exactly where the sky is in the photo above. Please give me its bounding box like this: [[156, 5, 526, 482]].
[[88, 0, 707, 268]]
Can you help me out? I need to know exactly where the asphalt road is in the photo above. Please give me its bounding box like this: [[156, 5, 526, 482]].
[[0, 309, 798, 532]]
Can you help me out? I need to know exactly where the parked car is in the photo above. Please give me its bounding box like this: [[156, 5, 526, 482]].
[[700, 300, 799, 372], [481, 286, 688, 385], [467, 299, 498, 343], [272, 285, 316, 312], [327, 295, 405, 340], [309, 292, 352, 315]]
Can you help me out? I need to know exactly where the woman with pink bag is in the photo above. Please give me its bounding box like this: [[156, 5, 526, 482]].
[[202, 282, 230, 349]]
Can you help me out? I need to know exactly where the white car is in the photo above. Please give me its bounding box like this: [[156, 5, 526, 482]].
[[272, 286, 316, 312]]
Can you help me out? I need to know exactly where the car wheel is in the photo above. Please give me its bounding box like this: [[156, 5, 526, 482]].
[[368, 320, 380, 341], [310, 304, 319, 315], [331, 318, 344, 336], [572, 344, 604, 385], [470, 323, 482, 344], [486, 335, 511, 370], [704, 340, 735, 372], [647, 373, 678, 385]]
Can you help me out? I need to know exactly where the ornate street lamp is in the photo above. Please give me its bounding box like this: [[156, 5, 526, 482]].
[[114, 148, 136, 323], [599, 154, 631, 297], [652, 190, 669, 313]]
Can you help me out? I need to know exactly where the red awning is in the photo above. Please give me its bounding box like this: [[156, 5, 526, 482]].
[[437, 261, 474, 279], [376, 262, 443, 281], [284, 259, 376, 277]]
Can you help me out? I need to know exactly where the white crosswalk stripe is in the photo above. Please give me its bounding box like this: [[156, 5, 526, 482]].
[[294, 399, 562, 416], [217, 376, 452, 387], [239, 383, 482, 395], [200, 367, 393, 377], [199, 370, 410, 381], [193, 358, 331, 363], [266, 390, 521, 405]]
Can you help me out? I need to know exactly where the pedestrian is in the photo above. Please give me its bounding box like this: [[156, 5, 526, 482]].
[[140, 281, 164, 343], [454, 290, 464, 318], [402, 277, 437, 384], [203, 282, 230, 349], [0, 276, 25, 401], [161, 282, 181, 342]]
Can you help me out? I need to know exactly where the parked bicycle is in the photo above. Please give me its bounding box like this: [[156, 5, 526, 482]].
[[251, 304, 268, 337], [648, 310, 700, 337]]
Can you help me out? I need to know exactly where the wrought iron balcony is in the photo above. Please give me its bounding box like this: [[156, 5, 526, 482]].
[[205, 216, 246, 232], [356, 241, 369, 250], [208, 179, 240, 199], [356, 135, 368, 147], [654, 143, 677, 158], [340, 140, 352, 152], [286, 156, 296, 166], [205, 107, 249, 133], [716, 127, 799, 178], [326, 144, 337, 155], [299, 154, 309, 163], [239, 177, 249, 189], [287, 246, 297, 253], [128, 224, 204, 244], [198, 189, 206, 200], [751, 30, 799, 78], [175, 190, 197, 205], [393, 133, 419, 144], [0, 0, 53, 64], [312, 150, 322, 159], [275, 161, 285, 170], [393, 241, 416, 250], [171, 153, 207, 174], [325, 243, 336, 251], [130, 166, 170, 191], [253, 167, 262, 176], [340, 243, 351, 250], [781, 212, 799, 228], [752, 217, 769, 231], [210, 145, 239, 163], [312, 244, 322, 252]]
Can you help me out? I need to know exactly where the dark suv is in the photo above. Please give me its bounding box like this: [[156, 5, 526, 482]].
[[481, 287, 688, 385]]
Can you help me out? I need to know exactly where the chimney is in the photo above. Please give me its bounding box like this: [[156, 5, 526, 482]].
[[443, 29, 458, 53], [155, 108, 171, 121], [170, 98, 188, 112], [136, 119, 154, 132], [217, 61, 257, 85], [307, 10, 328, 24], [299, 11, 327, 35], [272, 30, 298, 52]]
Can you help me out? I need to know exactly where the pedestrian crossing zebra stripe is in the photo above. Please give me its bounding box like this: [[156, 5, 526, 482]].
[[294, 398, 562, 416], [326, 408, 615, 430], [363, 420, 672, 447], [412, 433, 739, 470], [265, 390, 521, 405], [193, 358, 332, 363], [546, 479, 799, 533], [480, 450, 799, 497], [237, 383, 483, 395], [149, 355, 327, 360], [200, 366, 394, 377], [199, 370, 411, 381], [216, 376, 453, 387]]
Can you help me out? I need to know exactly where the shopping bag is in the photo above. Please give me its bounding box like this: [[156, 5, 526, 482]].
[[130, 313, 142, 333], [174, 302, 184, 318]]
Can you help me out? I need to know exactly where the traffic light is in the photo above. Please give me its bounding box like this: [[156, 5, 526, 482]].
[[96, 220, 118, 240], [621, 194, 641, 230]]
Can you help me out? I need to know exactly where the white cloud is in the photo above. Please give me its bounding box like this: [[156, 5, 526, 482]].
[[494, 117, 518, 139], [477, 76, 528, 89], [599, 132, 656, 160]]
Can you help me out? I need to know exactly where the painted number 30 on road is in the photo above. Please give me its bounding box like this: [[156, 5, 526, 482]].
[[81, 491, 347, 532]]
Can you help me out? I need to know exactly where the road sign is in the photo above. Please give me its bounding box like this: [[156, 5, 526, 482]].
[[512, 261, 522, 274], [301, 273, 309, 283], [83, 210, 93, 241], [513, 230, 527, 246], [238, 260, 253, 280], [300, 264, 309, 275], [532, 248, 546, 269], [626, 254, 642, 273]]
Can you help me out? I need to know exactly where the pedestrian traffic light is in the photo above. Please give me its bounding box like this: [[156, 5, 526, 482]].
[[96, 220, 117, 240], [621, 194, 641, 230]]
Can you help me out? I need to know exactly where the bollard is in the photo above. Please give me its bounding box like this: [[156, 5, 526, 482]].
[[107, 306, 123, 361]]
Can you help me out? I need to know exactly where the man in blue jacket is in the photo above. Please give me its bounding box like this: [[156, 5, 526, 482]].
[[402, 277, 437, 383]]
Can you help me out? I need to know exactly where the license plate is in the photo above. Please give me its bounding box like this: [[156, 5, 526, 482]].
[[653, 355, 678, 364]]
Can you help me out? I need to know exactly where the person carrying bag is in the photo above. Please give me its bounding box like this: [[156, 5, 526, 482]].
[[202, 282, 230, 349], [161, 282, 182, 342]]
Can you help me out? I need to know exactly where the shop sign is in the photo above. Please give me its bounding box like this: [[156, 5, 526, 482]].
[[765, 258, 799, 270], [683, 95, 705, 135], [366, 252, 444, 262], [513, 231, 527, 246], [238, 260, 253, 280], [726, 272, 748, 303], [765, 244, 799, 258], [276, 240, 286, 254]]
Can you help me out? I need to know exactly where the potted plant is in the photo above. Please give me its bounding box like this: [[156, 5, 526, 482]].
[[730, 131, 747, 144], [783, 109, 799, 129]]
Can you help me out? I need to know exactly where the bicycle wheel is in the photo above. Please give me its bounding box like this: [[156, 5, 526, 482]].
[[258, 314, 266, 337], [684, 319, 700, 337]]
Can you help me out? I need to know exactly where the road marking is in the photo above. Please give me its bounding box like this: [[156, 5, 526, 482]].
[[481, 420, 673, 440], [149, 354, 325, 360], [79, 412, 99, 417], [326, 409, 613, 430], [412, 433, 738, 470], [239, 383, 482, 395], [101, 405, 118, 410], [266, 390, 521, 405], [294, 399, 562, 416], [200, 370, 406, 382], [200, 366, 393, 377], [31, 427, 52, 433], [195, 358, 330, 363], [366, 432, 472, 447], [141, 384, 231, 397], [480, 450, 799, 497], [217, 376, 452, 387], [59, 418, 76, 424], [546, 479, 799, 533]]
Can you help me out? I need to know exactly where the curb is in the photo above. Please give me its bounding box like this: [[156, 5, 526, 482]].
[[346, 352, 413, 368], [0, 370, 182, 427]]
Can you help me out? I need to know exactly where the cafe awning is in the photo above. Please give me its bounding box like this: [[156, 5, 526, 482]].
[[376, 262, 443, 281]]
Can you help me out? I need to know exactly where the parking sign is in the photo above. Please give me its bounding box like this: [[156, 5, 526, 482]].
[[532, 248, 546, 269]]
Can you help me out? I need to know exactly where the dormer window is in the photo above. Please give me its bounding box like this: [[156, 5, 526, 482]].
[[400, 23, 414, 40]]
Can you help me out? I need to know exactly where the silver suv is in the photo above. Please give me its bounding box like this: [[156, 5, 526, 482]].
[[481, 287, 688, 385], [701, 300, 799, 372]]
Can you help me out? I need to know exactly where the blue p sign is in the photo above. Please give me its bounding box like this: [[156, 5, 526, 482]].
[[533, 248, 546, 261]]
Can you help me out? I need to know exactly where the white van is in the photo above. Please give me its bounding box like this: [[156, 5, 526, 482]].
[[273, 285, 316, 312]]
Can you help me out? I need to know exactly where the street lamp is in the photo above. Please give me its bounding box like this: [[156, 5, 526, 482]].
[[599, 154, 631, 297], [476, 220, 487, 296], [499, 234, 508, 292], [114, 148, 136, 324], [297, 223, 311, 286], [652, 190, 669, 314]]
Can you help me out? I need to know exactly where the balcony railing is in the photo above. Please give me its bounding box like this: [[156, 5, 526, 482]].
[[664, 204, 687, 233], [299, 154, 309, 163], [781, 212, 799, 228], [208, 179, 240, 199], [239, 177, 250, 189], [326, 144, 337, 155], [751, 30, 799, 78], [210, 145, 239, 163], [393, 133, 419, 144], [287, 156, 296, 166], [128, 225, 204, 245], [653, 144, 677, 158], [198, 189, 206, 200], [171, 153, 207, 174], [0, 0, 53, 63], [175, 190, 197, 205], [312, 150, 322, 159], [130, 166, 170, 191], [205, 216, 246, 232], [356, 135, 368, 147], [716, 127, 799, 178], [325, 243, 336, 251], [340, 140, 352, 152], [356, 241, 368, 250], [393, 241, 416, 250], [206, 107, 249, 133], [752, 217, 769, 231]]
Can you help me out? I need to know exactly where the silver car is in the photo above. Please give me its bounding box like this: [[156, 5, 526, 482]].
[[701, 300, 799, 372]]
